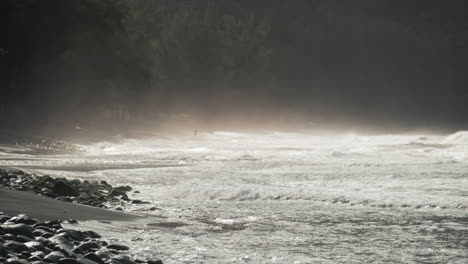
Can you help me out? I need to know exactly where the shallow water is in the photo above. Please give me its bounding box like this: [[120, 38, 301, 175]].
[[1, 131, 468, 263]]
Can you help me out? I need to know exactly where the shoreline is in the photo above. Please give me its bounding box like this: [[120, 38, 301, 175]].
[[0, 188, 142, 222], [0, 168, 164, 264]]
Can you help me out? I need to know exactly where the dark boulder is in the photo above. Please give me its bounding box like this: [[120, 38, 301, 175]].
[[106, 244, 129, 251], [44, 251, 65, 263], [76, 257, 99, 264], [16, 235, 33, 243], [58, 258, 80, 264], [78, 241, 100, 252], [24, 241, 46, 252], [1, 224, 34, 238], [5, 258, 30, 264], [83, 253, 105, 264], [0, 244, 8, 257], [52, 181, 80, 197], [7, 215, 37, 225], [5, 241, 29, 253], [83, 231, 101, 239], [111, 256, 136, 264], [147, 260, 163, 264]]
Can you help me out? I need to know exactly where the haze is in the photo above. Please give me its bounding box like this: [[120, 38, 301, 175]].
[[1, 0, 467, 138]]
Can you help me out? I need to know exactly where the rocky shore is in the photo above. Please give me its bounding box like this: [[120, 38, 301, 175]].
[[1, 169, 161, 264], [0, 169, 149, 210], [0, 213, 163, 264]]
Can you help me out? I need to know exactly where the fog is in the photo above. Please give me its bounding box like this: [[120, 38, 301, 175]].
[[1, 0, 467, 139]]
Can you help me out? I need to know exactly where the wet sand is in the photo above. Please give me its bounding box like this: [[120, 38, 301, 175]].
[[0, 188, 142, 221]]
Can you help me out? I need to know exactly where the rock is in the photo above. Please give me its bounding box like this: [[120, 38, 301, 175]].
[[5, 258, 30, 264], [31, 251, 45, 259], [108, 190, 128, 199], [32, 229, 54, 238], [5, 241, 29, 253], [111, 256, 136, 264], [147, 260, 163, 264], [52, 181, 80, 197], [71, 247, 84, 255], [58, 258, 79, 264], [83, 231, 101, 239], [4, 234, 16, 240], [31, 262, 48, 264], [34, 237, 51, 247], [44, 251, 65, 263], [16, 235, 33, 243], [83, 253, 105, 264], [64, 219, 78, 224], [41, 192, 59, 199], [1, 224, 34, 238], [130, 200, 148, 204], [28, 256, 42, 262], [94, 250, 115, 261], [106, 244, 129, 251], [0, 244, 8, 257], [7, 215, 37, 225], [78, 241, 100, 252], [76, 257, 99, 264], [24, 241, 46, 252], [57, 229, 86, 241]]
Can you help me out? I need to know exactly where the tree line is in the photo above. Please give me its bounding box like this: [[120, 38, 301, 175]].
[[1, 0, 467, 131]]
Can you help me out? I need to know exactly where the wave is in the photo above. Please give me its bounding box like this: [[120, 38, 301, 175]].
[[442, 131, 468, 145], [167, 180, 465, 210]]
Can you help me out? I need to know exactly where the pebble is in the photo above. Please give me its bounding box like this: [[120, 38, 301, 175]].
[[0, 169, 164, 264]]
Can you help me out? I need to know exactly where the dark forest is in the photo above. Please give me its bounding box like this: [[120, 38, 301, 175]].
[[1, 0, 467, 135]]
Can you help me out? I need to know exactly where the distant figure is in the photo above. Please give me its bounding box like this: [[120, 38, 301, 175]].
[[194, 129, 198, 136]]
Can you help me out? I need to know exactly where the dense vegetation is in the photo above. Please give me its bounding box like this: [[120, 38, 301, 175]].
[[1, 0, 467, 133]]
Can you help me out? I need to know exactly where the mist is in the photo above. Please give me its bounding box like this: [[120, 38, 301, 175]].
[[1, 0, 467, 138]]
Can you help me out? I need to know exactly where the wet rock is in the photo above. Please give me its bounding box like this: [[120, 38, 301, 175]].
[[130, 200, 148, 204], [76, 257, 100, 264], [16, 235, 33, 243], [24, 241, 46, 252], [108, 189, 128, 199], [31, 251, 45, 259], [5, 258, 30, 264], [32, 229, 54, 238], [41, 192, 59, 199], [28, 256, 42, 262], [63, 219, 78, 224], [107, 244, 129, 251], [0, 244, 8, 257], [7, 215, 37, 225], [71, 247, 84, 255], [34, 237, 52, 247], [4, 234, 16, 240], [58, 258, 80, 264], [58, 229, 86, 241], [52, 181, 80, 197], [49, 236, 74, 257], [83, 253, 105, 264], [83, 231, 101, 239], [31, 261, 48, 264], [111, 256, 136, 264], [2, 224, 34, 238], [44, 251, 65, 263], [78, 241, 100, 252], [4, 241, 29, 253], [147, 260, 163, 264], [94, 250, 115, 261]]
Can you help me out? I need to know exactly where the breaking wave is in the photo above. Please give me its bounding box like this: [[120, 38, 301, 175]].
[[442, 131, 468, 145]]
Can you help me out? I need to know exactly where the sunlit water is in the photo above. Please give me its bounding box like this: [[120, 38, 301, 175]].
[[1, 132, 468, 263]]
